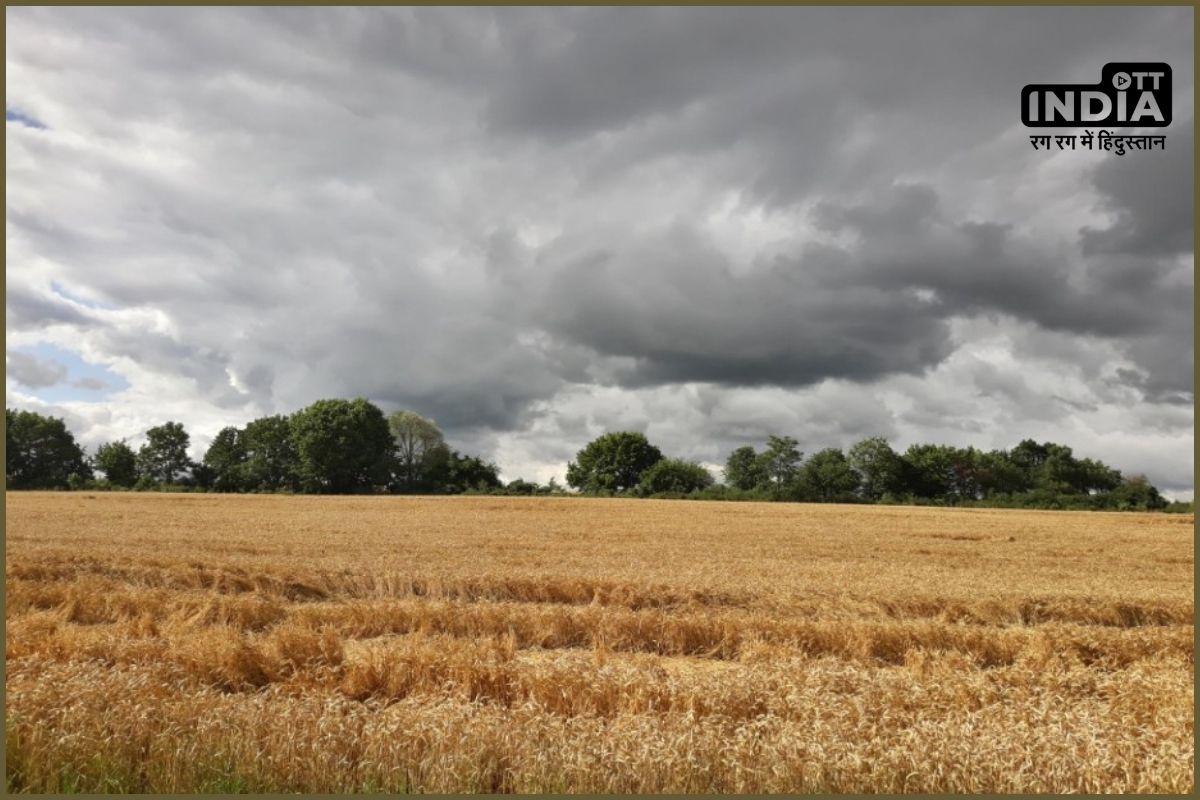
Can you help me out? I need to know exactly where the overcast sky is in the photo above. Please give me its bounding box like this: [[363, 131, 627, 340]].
[[6, 6, 1194, 497]]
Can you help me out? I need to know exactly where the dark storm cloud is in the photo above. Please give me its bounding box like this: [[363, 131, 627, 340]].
[[1082, 119, 1194, 258], [532, 224, 955, 389], [531, 178, 1190, 401], [817, 185, 1190, 342], [483, 6, 1163, 206]]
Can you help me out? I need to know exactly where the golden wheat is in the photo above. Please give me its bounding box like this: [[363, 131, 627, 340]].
[[4, 492, 1194, 793]]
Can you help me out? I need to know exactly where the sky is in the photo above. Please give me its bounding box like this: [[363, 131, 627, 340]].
[[5, 6, 1194, 498]]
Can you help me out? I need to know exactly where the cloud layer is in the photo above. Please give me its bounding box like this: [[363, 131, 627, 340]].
[[6, 6, 1194, 496]]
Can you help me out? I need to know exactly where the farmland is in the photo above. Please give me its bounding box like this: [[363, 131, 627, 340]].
[[4, 492, 1194, 793]]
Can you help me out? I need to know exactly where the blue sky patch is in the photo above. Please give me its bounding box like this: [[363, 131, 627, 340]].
[[8, 343, 129, 403], [51, 280, 112, 310], [6, 108, 47, 129]]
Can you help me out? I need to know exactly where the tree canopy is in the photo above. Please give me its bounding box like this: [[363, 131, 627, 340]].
[[290, 398, 393, 493], [94, 440, 138, 487], [5, 409, 91, 489], [388, 410, 446, 491], [637, 458, 714, 496], [136, 421, 193, 485], [566, 431, 663, 494]]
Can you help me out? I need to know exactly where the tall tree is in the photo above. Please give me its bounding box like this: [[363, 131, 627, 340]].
[[724, 445, 765, 491], [94, 440, 138, 487], [800, 448, 861, 502], [848, 437, 903, 500], [757, 435, 803, 489], [388, 410, 445, 489], [566, 432, 663, 494], [137, 421, 193, 484], [4, 408, 92, 489], [290, 398, 393, 493], [242, 415, 298, 491], [900, 443, 958, 501], [202, 426, 248, 492]]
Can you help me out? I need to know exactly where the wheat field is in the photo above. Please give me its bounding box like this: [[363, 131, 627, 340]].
[[4, 492, 1194, 793]]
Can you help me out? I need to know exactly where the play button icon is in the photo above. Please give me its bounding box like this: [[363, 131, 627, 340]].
[[1112, 72, 1131, 89]]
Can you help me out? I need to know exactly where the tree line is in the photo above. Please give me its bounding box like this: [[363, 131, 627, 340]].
[[565, 431, 1177, 511], [4, 402, 1186, 512], [5, 401, 512, 496]]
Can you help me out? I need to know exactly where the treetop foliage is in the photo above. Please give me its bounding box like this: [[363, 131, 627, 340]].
[[566, 431, 664, 494]]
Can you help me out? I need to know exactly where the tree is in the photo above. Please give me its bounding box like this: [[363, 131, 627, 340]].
[[505, 478, 539, 496], [1107, 475, 1168, 511], [426, 449, 502, 493], [290, 398, 393, 493], [566, 432, 663, 494], [388, 410, 445, 490], [1072, 457, 1122, 495], [136, 421, 193, 485], [242, 415, 298, 491], [724, 445, 765, 491], [900, 443, 958, 501], [758, 435, 803, 489], [5, 408, 92, 489], [799, 448, 861, 502], [975, 449, 1029, 497], [848, 437, 903, 500], [202, 426, 248, 492], [637, 459, 714, 496], [94, 440, 138, 487], [1009, 439, 1049, 487], [947, 446, 986, 501]]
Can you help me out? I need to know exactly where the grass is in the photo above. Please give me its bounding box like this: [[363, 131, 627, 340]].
[[4, 492, 1194, 793]]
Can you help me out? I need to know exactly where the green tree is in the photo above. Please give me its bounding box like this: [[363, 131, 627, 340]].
[[94, 440, 138, 487], [947, 446, 986, 501], [505, 478, 540, 496], [387, 410, 445, 490], [724, 445, 765, 491], [758, 435, 803, 489], [847, 437, 903, 500], [4, 408, 92, 489], [1106, 474, 1168, 511], [1072, 457, 1122, 494], [425, 449, 502, 493], [566, 432, 664, 494], [976, 449, 1029, 497], [202, 426, 248, 492], [136, 421, 193, 485], [799, 447, 861, 502], [290, 398, 393, 493], [242, 415, 298, 491], [637, 459, 714, 496], [900, 443, 957, 501], [1009, 439, 1049, 486]]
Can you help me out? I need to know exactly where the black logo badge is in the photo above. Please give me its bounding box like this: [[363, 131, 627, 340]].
[[1022, 63, 1171, 127]]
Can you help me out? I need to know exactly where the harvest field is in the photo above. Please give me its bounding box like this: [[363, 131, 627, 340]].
[[4, 492, 1194, 793]]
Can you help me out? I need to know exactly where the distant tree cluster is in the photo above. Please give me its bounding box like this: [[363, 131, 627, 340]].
[[3, 405, 1186, 512], [720, 435, 1168, 511], [566, 430, 1176, 512], [4, 401, 521, 496]]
